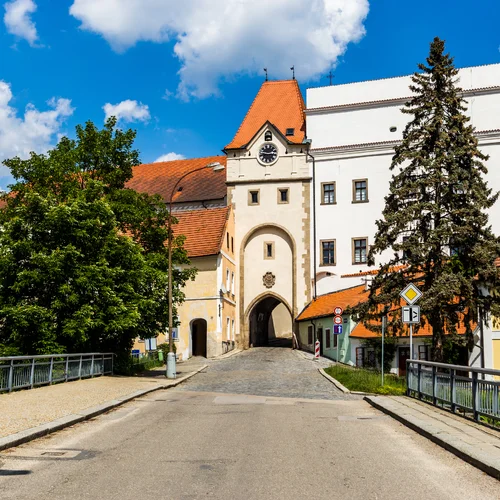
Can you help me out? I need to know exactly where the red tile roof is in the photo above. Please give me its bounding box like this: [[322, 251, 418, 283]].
[[173, 206, 230, 258], [126, 156, 227, 204], [225, 80, 306, 149], [341, 265, 407, 278], [297, 285, 368, 322]]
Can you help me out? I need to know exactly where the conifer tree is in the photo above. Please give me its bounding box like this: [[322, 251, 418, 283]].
[[355, 37, 500, 361]]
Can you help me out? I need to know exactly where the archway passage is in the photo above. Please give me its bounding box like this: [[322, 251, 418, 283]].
[[249, 297, 293, 348], [191, 319, 207, 357]]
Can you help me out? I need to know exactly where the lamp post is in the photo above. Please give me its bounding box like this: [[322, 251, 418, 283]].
[[166, 161, 225, 379]]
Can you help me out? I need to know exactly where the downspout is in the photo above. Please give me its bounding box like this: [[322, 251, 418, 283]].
[[306, 149, 317, 300], [310, 319, 316, 353]]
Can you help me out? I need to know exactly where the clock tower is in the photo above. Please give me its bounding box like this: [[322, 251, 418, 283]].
[[224, 79, 312, 349]]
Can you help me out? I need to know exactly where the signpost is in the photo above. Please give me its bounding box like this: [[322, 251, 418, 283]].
[[381, 316, 386, 386], [399, 284, 423, 360], [333, 307, 343, 362]]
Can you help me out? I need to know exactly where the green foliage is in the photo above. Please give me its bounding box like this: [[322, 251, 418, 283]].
[[0, 117, 196, 356], [353, 38, 500, 361], [113, 352, 163, 376], [325, 365, 406, 395], [157, 342, 177, 358], [361, 335, 398, 373]]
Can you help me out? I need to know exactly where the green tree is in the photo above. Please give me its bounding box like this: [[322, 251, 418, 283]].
[[0, 118, 195, 355], [354, 38, 500, 361]]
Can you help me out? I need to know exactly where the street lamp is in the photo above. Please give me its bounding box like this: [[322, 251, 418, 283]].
[[166, 161, 225, 379]]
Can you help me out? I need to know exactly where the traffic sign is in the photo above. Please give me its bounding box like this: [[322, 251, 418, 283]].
[[333, 325, 343, 335], [400, 283, 422, 305], [334, 315, 342, 325], [402, 305, 420, 324], [334, 306, 343, 316]]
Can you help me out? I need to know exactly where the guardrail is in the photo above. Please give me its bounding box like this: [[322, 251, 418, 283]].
[[0, 353, 114, 393], [406, 359, 500, 424]]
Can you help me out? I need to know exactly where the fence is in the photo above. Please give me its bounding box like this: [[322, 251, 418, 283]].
[[0, 353, 114, 393], [406, 359, 500, 425]]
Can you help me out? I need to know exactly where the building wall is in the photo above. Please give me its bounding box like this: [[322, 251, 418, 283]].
[[306, 64, 500, 294], [227, 123, 311, 348]]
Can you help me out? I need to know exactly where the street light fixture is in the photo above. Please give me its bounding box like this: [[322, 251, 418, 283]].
[[166, 161, 225, 379]]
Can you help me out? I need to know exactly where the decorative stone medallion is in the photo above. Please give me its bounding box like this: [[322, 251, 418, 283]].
[[263, 272, 276, 289]]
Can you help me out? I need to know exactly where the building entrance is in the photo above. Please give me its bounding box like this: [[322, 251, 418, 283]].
[[248, 296, 293, 347]]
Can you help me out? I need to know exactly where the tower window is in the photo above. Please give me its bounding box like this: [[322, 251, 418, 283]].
[[265, 131, 272, 141], [264, 241, 275, 260], [278, 188, 289, 204], [248, 190, 260, 205]]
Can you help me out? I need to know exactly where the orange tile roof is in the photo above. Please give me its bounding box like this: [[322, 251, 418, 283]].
[[173, 206, 229, 258], [225, 80, 306, 149], [341, 265, 407, 278], [296, 285, 368, 322], [126, 156, 227, 204]]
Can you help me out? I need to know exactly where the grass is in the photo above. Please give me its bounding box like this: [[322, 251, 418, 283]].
[[325, 365, 407, 395]]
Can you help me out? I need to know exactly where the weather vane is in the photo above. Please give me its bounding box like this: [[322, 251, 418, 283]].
[[264, 68, 268, 81], [290, 66, 295, 80]]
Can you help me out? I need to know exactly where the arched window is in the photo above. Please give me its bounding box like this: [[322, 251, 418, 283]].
[[264, 131, 272, 142]]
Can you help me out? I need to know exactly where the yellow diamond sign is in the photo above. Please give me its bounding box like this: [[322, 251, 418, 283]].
[[400, 283, 422, 305]]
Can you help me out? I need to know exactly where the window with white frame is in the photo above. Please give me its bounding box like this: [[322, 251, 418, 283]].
[[226, 269, 230, 291], [226, 317, 230, 341], [231, 272, 235, 294], [232, 319, 235, 339]]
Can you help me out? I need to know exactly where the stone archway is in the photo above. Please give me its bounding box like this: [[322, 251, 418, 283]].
[[191, 318, 207, 357], [246, 293, 293, 348]]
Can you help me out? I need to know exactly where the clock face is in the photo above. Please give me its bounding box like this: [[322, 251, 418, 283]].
[[258, 143, 278, 164]]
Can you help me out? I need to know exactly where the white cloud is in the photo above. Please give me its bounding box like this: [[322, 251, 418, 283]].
[[4, 0, 39, 46], [69, 0, 369, 99], [154, 152, 186, 162], [0, 81, 74, 177], [103, 99, 150, 123]]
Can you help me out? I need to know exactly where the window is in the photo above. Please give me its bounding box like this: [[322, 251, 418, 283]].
[[226, 232, 230, 249], [231, 237, 234, 253], [307, 325, 313, 344], [278, 188, 289, 204], [248, 190, 260, 205], [356, 346, 364, 367], [265, 131, 272, 141], [418, 345, 429, 360], [321, 182, 336, 204], [231, 272, 235, 294], [352, 238, 368, 264], [321, 240, 336, 266], [226, 269, 230, 291], [332, 330, 338, 348], [285, 128, 295, 136], [353, 179, 368, 203], [264, 241, 275, 260], [232, 319, 235, 339], [226, 317, 230, 341], [325, 328, 331, 348]]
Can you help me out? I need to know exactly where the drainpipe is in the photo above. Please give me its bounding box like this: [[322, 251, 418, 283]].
[[306, 149, 317, 300], [310, 319, 317, 353]]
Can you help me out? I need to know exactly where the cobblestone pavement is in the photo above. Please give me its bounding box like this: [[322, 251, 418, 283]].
[[176, 347, 360, 400]]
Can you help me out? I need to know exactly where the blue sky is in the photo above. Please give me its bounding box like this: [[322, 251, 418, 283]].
[[0, 0, 499, 189]]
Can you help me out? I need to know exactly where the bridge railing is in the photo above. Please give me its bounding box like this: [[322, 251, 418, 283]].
[[0, 353, 114, 393], [406, 359, 500, 424]]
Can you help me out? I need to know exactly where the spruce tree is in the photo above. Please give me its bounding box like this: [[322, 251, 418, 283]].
[[355, 37, 500, 362]]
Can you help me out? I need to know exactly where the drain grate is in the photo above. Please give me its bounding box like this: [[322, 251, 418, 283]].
[[41, 452, 66, 457]]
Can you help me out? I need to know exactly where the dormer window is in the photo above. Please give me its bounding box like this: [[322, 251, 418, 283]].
[[286, 128, 294, 136], [264, 131, 272, 141]]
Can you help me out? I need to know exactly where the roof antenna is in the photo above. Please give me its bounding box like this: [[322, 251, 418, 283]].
[[264, 68, 268, 81], [290, 65, 295, 80], [326, 70, 334, 86]]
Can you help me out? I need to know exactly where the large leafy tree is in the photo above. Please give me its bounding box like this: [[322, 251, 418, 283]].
[[354, 38, 500, 361], [0, 118, 195, 355]]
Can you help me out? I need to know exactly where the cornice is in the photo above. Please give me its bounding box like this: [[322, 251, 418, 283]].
[[226, 176, 311, 186]]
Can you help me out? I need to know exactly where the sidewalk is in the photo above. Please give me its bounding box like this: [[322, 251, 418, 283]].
[[365, 395, 500, 480], [0, 357, 207, 451]]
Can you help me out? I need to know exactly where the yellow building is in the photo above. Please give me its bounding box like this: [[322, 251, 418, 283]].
[[129, 155, 237, 359]]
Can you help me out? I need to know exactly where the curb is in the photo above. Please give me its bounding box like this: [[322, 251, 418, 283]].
[[215, 348, 243, 360], [318, 368, 350, 393], [364, 396, 500, 480], [0, 364, 208, 453]]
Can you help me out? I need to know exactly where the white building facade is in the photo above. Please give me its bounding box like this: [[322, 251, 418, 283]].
[[306, 64, 500, 295]]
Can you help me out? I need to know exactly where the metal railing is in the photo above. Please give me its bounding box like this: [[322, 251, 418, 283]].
[[0, 353, 114, 393], [407, 359, 500, 424]]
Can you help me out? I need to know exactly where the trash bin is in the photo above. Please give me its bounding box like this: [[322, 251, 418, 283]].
[[158, 351, 164, 362]]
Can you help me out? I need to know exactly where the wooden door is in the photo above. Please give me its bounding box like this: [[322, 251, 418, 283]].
[[398, 347, 411, 377]]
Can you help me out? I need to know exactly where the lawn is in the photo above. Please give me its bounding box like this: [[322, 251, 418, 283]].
[[325, 365, 407, 395]]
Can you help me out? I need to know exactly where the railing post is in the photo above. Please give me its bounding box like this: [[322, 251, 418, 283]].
[[432, 366, 437, 405], [78, 355, 83, 379], [101, 354, 104, 375], [48, 356, 54, 385], [111, 354, 114, 375], [472, 371, 479, 421], [8, 359, 14, 392], [30, 358, 35, 389], [406, 360, 410, 396], [493, 384, 499, 419], [450, 369, 456, 413], [65, 356, 69, 382], [417, 363, 422, 400], [90, 354, 95, 378]]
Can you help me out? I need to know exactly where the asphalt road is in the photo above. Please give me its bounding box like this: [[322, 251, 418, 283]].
[[1, 348, 499, 499]]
